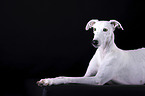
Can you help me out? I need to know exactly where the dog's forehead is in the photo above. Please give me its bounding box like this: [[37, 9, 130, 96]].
[[93, 21, 111, 28]]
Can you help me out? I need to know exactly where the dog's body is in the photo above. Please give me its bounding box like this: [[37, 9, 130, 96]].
[[37, 19, 145, 86], [91, 46, 145, 85]]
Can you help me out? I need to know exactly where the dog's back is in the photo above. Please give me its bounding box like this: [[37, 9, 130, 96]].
[[127, 48, 145, 65]]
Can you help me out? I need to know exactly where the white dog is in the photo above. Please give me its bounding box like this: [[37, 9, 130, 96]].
[[37, 19, 145, 86]]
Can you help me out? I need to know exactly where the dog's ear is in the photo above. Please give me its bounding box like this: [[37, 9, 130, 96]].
[[109, 20, 124, 30], [85, 19, 98, 30]]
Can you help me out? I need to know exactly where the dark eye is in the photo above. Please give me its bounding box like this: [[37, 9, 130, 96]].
[[93, 28, 96, 31], [103, 28, 108, 32]]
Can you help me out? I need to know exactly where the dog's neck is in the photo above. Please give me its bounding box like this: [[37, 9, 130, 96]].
[[98, 34, 117, 57]]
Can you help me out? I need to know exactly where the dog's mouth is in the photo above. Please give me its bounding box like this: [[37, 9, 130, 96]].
[[91, 40, 100, 48], [92, 44, 100, 48]]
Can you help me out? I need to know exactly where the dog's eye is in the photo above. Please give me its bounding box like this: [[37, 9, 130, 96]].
[[93, 28, 96, 31], [103, 28, 108, 32]]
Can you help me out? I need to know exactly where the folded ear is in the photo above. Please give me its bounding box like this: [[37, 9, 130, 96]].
[[85, 19, 98, 30], [109, 20, 124, 30]]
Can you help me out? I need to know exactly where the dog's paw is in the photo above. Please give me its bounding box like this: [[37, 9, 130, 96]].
[[37, 78, 53, 87]]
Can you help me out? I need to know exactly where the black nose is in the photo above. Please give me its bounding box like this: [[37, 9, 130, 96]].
[[92, 40, 98, 46]]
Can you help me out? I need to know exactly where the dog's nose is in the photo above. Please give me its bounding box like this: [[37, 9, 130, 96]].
[[92, 40, 98, 46]]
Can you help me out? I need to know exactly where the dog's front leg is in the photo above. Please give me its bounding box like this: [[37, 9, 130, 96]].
[[94, 57, 118, 85], [37, 76, 99, 86], [84, 52, 99, 77], [37, 57, 118, 86]]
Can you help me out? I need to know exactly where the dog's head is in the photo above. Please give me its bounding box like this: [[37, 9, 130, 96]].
[[85, 19, 123, 48]]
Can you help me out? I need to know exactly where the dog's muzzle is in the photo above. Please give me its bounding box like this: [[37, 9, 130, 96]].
[[91, 40, 99, 48]]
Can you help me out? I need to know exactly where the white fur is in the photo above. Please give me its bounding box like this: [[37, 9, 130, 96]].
[[37, 19, 145, 86]]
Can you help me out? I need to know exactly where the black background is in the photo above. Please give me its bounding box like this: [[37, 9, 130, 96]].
[[0, 0, 145, 96]]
